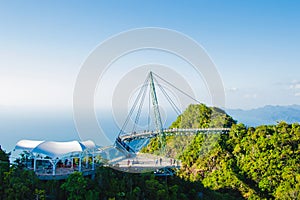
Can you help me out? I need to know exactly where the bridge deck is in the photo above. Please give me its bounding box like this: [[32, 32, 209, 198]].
[[120, 128, 231, 141]]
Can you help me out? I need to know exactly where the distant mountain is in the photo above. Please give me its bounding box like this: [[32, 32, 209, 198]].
[[226, 105, 300, 127]]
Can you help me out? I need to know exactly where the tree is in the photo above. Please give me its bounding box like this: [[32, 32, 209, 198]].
[[61, 172, 88, 200], [3, 167, 40, 200], [143, 104, 300, 199], [0, 146, 10, 198]]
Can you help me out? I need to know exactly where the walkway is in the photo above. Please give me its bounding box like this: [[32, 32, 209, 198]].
[[120, 128, 231, 141], [109, 153, 180, 173]]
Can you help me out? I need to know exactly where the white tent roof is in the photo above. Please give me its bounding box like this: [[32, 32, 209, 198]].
[[15, 140, 96, 158], [15, 140, 45, 151], [80, 140, 96, 149]]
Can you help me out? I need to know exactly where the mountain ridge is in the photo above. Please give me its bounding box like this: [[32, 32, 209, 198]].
[[226, 105, 300, 127]]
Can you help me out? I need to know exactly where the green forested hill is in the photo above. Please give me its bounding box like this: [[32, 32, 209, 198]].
[[144, 104, 300, 199], [170, 104, 236, 129], [141, 104, 236, 156]]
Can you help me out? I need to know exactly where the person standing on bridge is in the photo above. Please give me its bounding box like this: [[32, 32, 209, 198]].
[[159, 157, 162, 165], [127, 159, 130, 166], [155, 158, 158, 165]]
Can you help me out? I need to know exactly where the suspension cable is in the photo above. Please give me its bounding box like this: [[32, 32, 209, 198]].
[[147, 85, 151, 131], [132, 80, 149, 132], [156, 81, 182, 116], [152, 72, 201, 104], [118, 74, 150, 136], [152, 75, 181, 115], [118, 72, 201, 137]]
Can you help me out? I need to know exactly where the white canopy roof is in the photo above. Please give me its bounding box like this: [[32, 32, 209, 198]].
[[80, 140, 96, 149], [15, 139, 96, 158], [15, 140, 45, 151]]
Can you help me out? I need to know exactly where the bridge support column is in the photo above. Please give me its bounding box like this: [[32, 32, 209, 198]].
[[149, 72, 165, 153], [33, 158, 36, 172], [51, 160, 56, 176], [92, 154, 95, 170], [79, 158, 82, 172], [85, 156, 88, 169]]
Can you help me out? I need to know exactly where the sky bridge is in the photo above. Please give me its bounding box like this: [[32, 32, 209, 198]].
[[120, 128, 231, 142], [14, 71, 231, 179], [115, 71, 231, 156]]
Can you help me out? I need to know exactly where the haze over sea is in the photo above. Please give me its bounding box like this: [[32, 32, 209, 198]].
[[0, 107, 178, 152], [3, 104, 300, 153]]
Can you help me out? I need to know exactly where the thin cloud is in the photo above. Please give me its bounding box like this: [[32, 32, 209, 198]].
[[285, 80, 300, 97], [290, 83, 300, 89], [243, 94, 257, 99], [226, 87, 238, 92], [289, 80, 300, 89], [294, 93, 300, 97]]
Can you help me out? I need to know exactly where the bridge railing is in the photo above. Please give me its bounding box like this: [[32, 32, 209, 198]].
[[119, 127, 231, 141], [115, 137, 136, 154]]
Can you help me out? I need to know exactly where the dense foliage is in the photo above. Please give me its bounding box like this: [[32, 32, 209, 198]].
[[170, 104, 236, 129], [0, 146, 9, 199], [0, 163, 224, 200], [0, 103, 299, 199], [141, 104, 236, 156], [175, 122, 300, 199], [143, 104, 300, 199]]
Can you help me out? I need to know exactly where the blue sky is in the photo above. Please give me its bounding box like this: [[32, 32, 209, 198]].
[[0, 0, 300, 109]]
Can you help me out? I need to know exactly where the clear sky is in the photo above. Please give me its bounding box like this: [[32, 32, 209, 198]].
[[1, 0, 300, 109]]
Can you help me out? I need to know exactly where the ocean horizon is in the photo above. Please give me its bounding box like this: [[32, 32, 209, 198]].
[[0, 107, 177, 152]]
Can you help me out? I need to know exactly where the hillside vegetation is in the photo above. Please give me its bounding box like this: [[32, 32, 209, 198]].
[[141, 104, 236, 156], [143, 104, 300, 199]]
